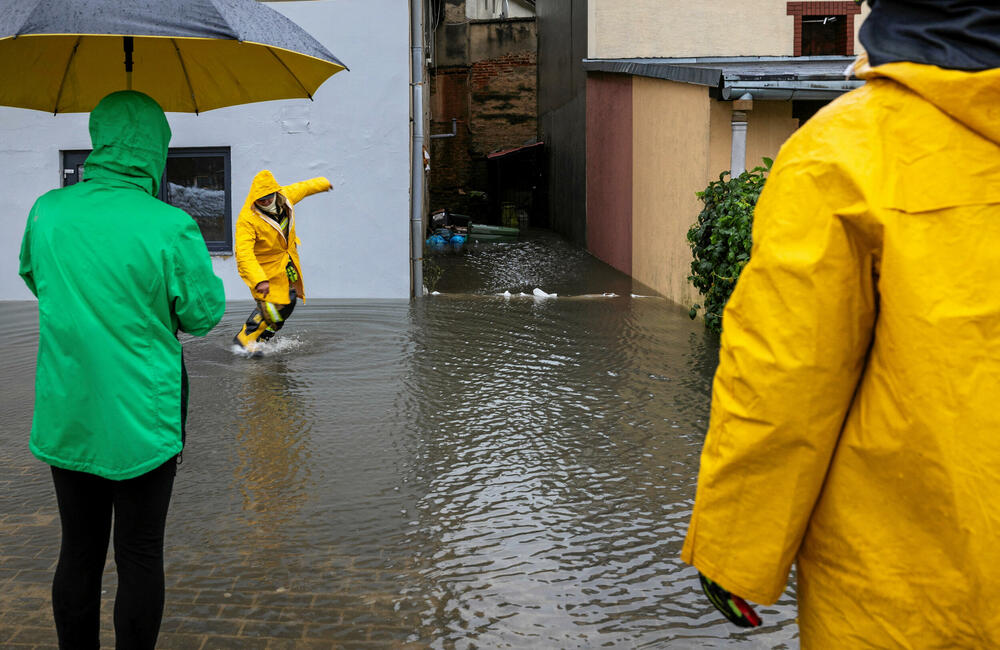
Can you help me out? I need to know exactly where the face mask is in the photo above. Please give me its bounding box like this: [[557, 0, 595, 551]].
[[255, 193, 280, 215]]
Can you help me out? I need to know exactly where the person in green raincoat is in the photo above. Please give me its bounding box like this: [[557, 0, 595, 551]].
[[18, 91, 225, 648], [683, 1, 1000, 645]]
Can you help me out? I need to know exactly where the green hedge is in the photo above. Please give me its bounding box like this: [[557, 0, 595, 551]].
[[687, 158, 772, 334]]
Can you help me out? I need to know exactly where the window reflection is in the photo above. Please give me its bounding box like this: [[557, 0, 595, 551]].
[[165, 154, 229, 247]]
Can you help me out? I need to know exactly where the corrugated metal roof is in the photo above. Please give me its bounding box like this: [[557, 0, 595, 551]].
[[582, 56, 863, 100]]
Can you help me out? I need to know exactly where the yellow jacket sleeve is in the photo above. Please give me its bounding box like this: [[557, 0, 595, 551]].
[[681, 154, 879, 605], [234, 217, 268, 289], [282, 177, 332, 205]]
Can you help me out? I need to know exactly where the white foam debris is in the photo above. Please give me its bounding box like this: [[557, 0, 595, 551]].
[[533, 288, 557, 298]]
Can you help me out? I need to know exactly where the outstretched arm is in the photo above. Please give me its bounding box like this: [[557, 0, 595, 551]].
[[282, 177, 332, 205]]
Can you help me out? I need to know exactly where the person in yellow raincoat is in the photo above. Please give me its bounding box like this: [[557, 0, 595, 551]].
[[682, 0, 1000, 645], [234, 169, 331, 350]]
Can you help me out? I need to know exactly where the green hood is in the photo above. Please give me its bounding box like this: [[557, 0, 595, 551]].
[[84, 91, 170, 196]]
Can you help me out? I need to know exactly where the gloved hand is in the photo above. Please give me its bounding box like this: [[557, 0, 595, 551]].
[[699, 573, 762, 628]]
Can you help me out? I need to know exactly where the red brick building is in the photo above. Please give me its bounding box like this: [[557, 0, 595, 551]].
[[428, 0, 537, 221]]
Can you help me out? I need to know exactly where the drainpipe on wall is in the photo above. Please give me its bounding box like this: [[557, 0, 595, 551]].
[[730, 112, 748, 177], [410, 0, 426, 297], [730, 94, 753, 177], [429, 118, 458, 139]]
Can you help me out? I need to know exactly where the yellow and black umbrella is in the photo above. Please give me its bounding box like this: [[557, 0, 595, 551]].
[[0, 0, 349, 114]]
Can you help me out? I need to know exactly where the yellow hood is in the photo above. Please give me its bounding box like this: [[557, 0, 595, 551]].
[[243, 169, 283, 209], [854, 52, 1000, 145]]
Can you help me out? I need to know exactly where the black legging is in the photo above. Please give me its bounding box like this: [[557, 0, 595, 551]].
[[50, 458, 176, 650]]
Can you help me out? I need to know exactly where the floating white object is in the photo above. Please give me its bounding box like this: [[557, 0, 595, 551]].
[[533, 288, 557, 298]]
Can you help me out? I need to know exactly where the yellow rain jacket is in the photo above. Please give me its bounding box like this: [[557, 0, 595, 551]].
[[235, 170, 331, 304], [682, 55, 1000, 647]]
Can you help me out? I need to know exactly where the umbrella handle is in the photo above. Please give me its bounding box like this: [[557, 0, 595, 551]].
[[124, 37, 134, 90]]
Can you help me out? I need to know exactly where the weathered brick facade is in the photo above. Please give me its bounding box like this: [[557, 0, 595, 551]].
[[429, 6, 537, 219]]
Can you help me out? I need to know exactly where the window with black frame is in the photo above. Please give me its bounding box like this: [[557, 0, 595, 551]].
[[61, 146, 233, 254]]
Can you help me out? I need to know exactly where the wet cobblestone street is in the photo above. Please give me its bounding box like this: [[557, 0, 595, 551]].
[[1, 232, 799, 648]]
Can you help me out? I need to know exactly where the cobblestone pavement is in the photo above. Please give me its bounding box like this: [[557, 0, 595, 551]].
[[2, 531, 424, 648], [1, 467, 430, 649]]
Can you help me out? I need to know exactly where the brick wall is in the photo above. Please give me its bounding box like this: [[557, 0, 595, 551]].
[[429, 13, 537, 219], [786, 1, 861, 56]]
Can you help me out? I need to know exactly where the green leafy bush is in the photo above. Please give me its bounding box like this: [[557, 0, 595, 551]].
[[687, 158, 772, 334]]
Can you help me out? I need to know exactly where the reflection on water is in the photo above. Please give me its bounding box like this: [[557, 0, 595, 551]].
[[234, 354, 313, 539], [0, 231, 798, 647]]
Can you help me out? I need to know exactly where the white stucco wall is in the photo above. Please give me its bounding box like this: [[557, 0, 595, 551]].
[[1, 0, 410, 301]]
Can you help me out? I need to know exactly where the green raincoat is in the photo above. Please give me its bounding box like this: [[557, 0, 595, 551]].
[[682, 54, 1000, 646], [18, 91, 225, 480]]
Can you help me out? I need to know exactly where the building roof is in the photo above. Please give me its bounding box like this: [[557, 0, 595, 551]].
[[582, 56, 863, 100]]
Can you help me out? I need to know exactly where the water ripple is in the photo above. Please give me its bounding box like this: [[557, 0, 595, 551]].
[[1, 238, 797, 646]]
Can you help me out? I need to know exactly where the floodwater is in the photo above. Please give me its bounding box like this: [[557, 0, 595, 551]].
[[0, 230, 798, 647]]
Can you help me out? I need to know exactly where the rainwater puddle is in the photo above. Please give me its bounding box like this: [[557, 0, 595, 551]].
[[0, 229, 798, 647]]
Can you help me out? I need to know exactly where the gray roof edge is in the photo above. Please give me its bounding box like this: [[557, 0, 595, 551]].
[[583, 56, 863, 99], [582, 59, 722, 87]]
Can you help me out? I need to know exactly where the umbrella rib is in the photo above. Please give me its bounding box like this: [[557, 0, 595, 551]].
[[265, 47, 313, 100], [52, 35, 82, 115], [171, 39, 200, 114]]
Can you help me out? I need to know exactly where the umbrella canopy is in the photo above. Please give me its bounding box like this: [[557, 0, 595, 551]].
[[0, 0, 349, 114]]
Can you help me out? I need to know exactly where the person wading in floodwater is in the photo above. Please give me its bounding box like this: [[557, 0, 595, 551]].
[[19, 90, 226, 648], [233, 169, 332, 354], [681, 0, 1000, 645]]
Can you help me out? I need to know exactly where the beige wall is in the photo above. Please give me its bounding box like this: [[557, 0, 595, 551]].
[[630, 78, 804, 306], [589, 0, 868, 59], [746, 101, 799, 171], [631, 77, 713, 307], [709, 101, 733, 184]]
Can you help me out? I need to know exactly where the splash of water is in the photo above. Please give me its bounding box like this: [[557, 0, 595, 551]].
[[229, 335, 304, 358]]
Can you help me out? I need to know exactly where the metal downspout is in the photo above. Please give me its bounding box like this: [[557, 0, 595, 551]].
[[410, 0, 425, 297]]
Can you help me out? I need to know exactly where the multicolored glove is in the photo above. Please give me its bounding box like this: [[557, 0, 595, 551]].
[[286, 262, 299, 284], [699, 573, 762, 628]]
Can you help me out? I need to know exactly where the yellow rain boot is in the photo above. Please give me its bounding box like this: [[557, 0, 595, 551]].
[[233, 310, 271, 351]]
